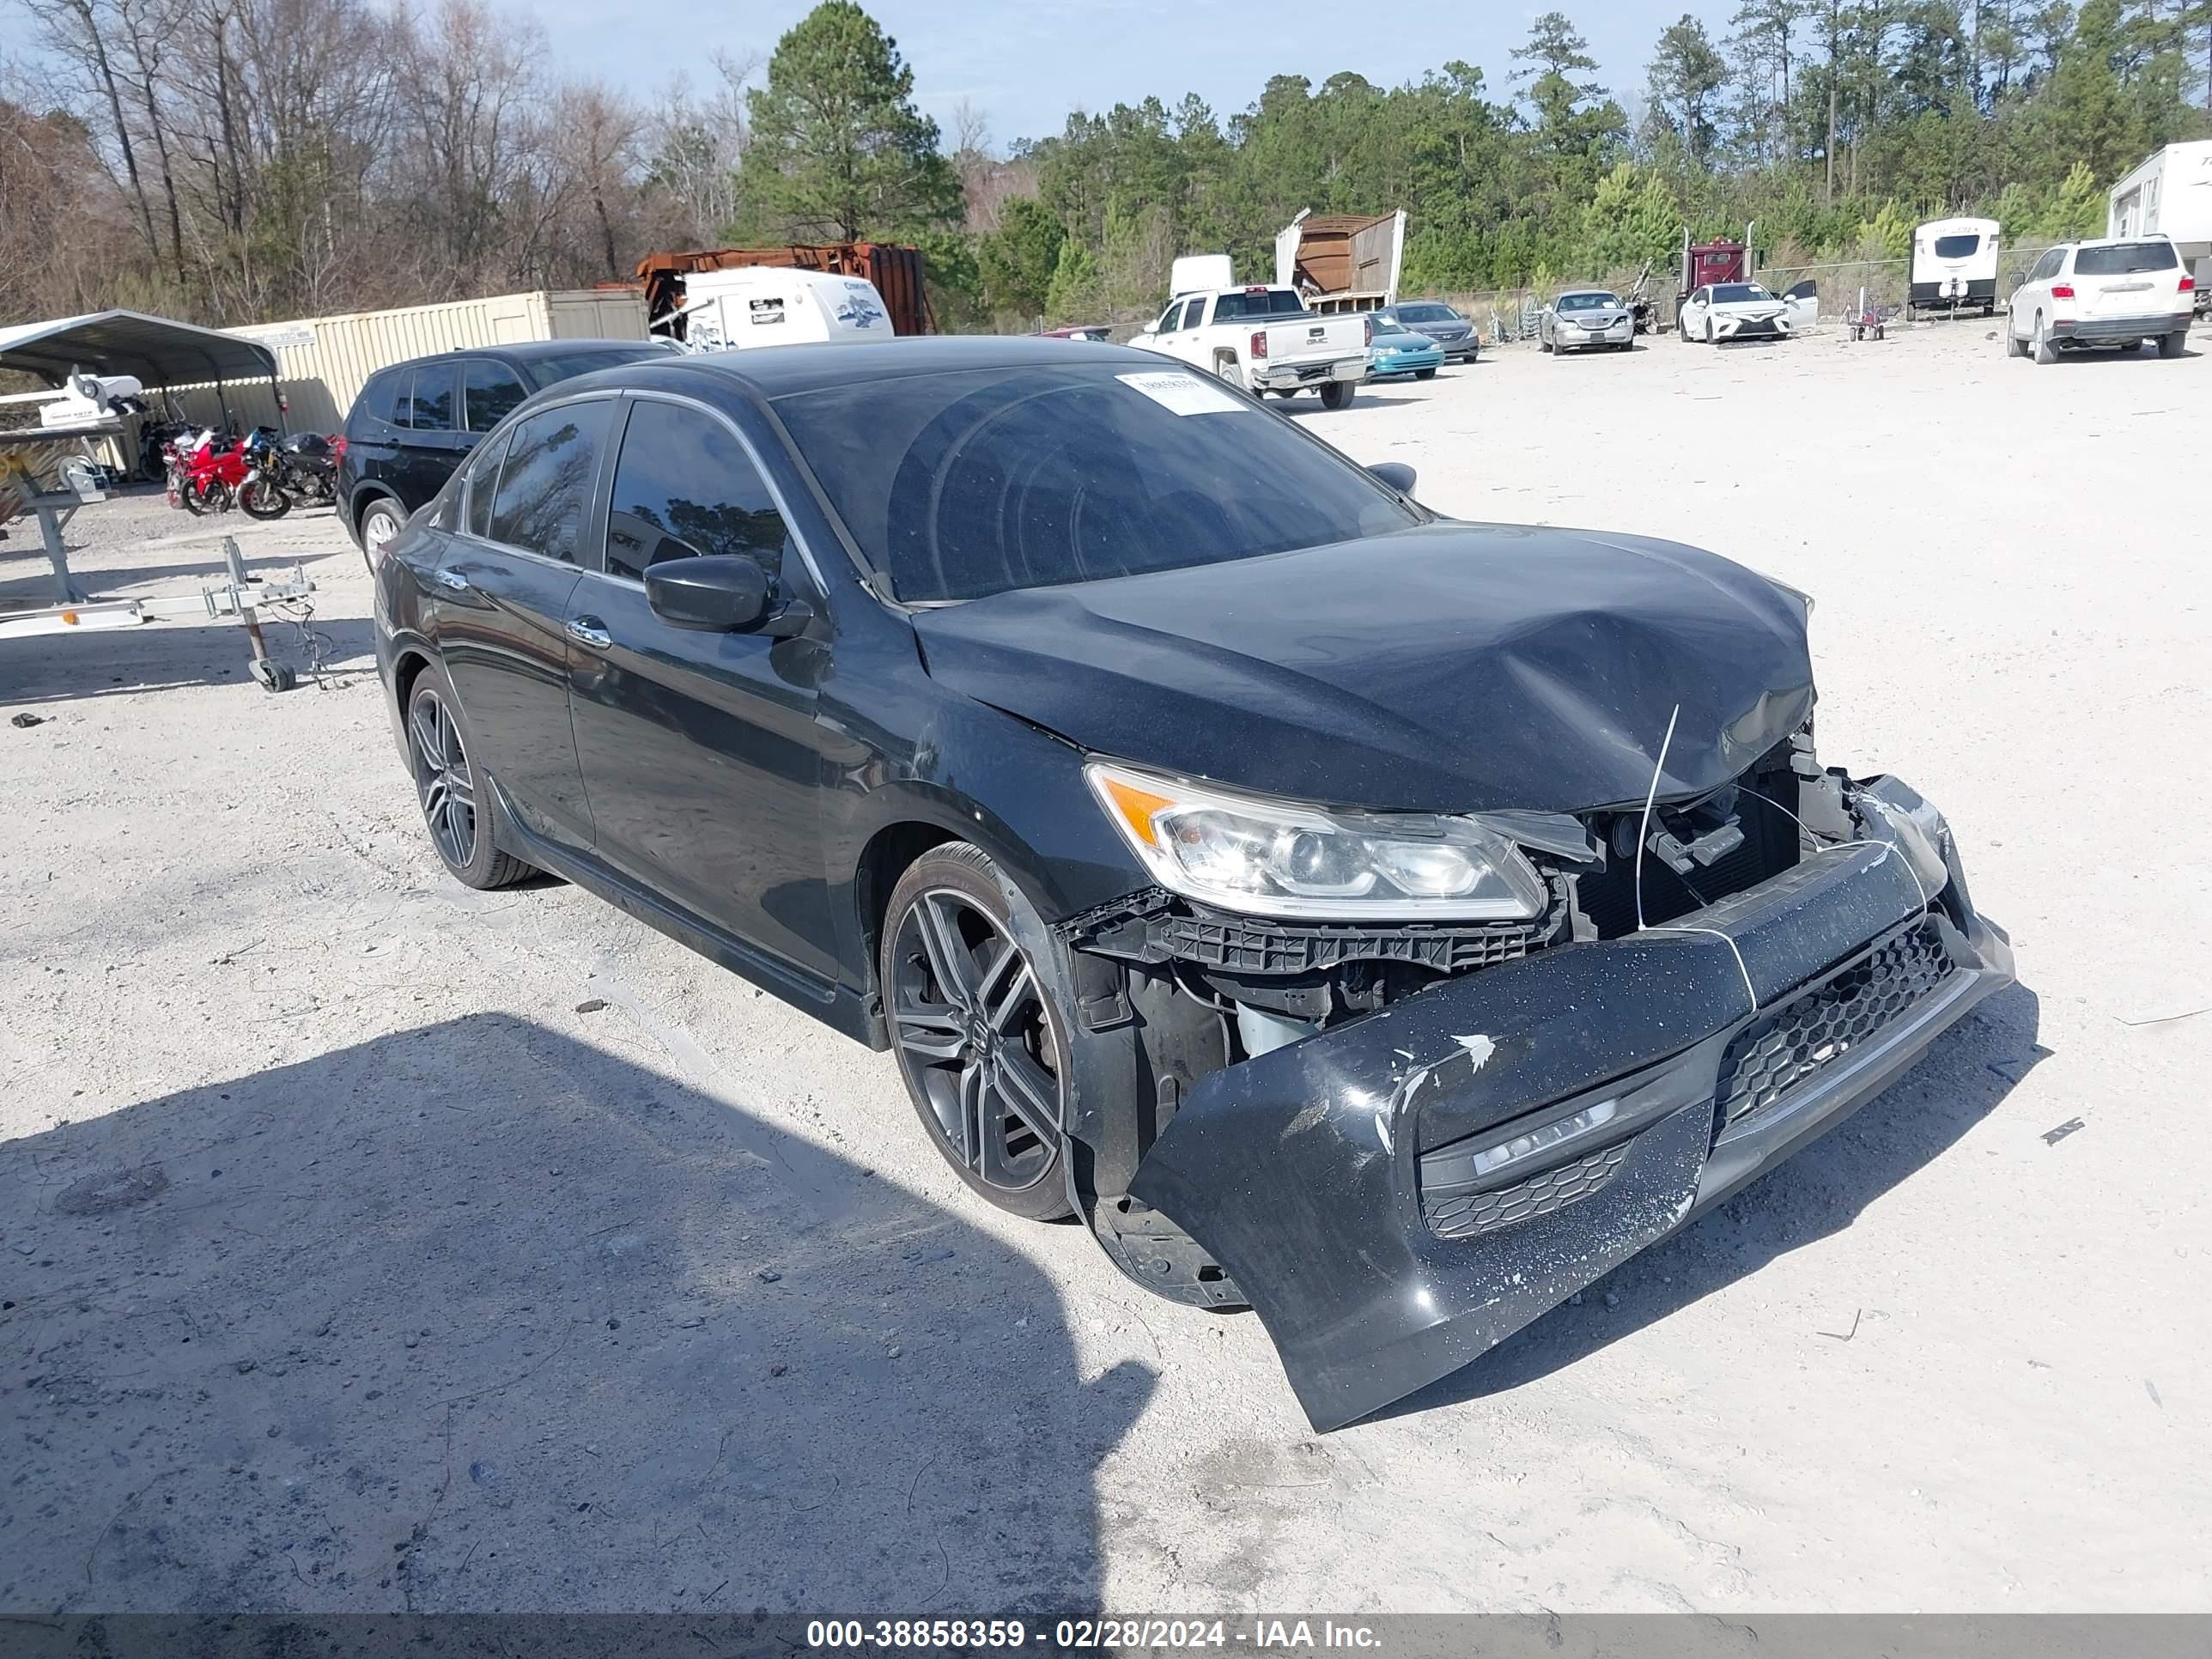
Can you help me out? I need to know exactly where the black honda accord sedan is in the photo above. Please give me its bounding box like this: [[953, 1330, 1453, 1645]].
[[373, 336, 2011, 1430]]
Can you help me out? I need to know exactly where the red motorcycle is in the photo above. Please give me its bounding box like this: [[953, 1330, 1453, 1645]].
[[164, 427, 289, 519]]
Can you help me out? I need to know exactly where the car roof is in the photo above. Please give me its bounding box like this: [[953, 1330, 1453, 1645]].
[[2068, 233, 2175, 249], [564, 335, 1178, 402], [1557, 289, 1618, 298], [365, 338, 666, 376]]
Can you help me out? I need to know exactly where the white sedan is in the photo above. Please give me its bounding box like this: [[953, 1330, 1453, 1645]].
[[1678, 281, 1797, 344], [2005, 235, 2195, 363]]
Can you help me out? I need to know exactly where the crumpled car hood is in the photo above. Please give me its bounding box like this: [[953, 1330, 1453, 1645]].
[[911, 521, 1814, 814]]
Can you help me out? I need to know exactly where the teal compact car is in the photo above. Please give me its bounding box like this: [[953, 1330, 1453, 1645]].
[[1363, 319, 1446, 380]]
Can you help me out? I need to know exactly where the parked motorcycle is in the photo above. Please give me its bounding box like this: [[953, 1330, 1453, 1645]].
[[165, 428, 289, 518], [264, 429, 342, 507]]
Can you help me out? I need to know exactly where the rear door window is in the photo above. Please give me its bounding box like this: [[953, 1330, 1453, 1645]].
[[602, 401, 793, 584], [488, 400, 614, 564], [2074, 241, 2179, 276], [1178, 297, 1206, 330], [400, 367, 457, 432], [462, 362, 528, 433]]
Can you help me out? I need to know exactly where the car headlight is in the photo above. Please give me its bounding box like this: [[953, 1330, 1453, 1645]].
[[1085, 761, 1550, 921]]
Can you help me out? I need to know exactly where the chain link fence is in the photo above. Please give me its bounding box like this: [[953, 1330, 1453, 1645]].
[[1419, 242, 2069, 340]]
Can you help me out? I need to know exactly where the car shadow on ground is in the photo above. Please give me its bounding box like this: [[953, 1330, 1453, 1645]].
[[0, 614, 374, 706], [1376, 981, 2045, 1417], [0, 1017, 1149, 1613]]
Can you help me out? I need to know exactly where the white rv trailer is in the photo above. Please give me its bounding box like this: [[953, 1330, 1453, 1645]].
[[2109, 142, 2212, 312], [658, 266, 895, 352], [1908, 217, 2001, 317]]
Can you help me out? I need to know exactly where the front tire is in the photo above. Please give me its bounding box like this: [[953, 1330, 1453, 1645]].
[[1415, 367, 1437, 380], [404, 665, 536, 890], [882, 844, 1074, 1222], [240, 477, 290, 520]]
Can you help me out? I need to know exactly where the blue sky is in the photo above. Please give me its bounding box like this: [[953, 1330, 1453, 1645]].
[[531, 0, 1717, 147]]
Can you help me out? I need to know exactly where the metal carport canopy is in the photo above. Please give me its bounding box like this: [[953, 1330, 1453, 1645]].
[[0, 308, 276, 388]]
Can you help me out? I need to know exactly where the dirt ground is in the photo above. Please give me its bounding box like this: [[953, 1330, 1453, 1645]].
[[3, 319, 2207, 1615]]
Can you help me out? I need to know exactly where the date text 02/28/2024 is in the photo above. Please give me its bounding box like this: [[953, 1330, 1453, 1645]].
[[804, 1619, 1383, 1650]]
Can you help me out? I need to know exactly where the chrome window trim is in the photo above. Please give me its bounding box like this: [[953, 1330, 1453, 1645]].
[[580, 388, 830, 598]]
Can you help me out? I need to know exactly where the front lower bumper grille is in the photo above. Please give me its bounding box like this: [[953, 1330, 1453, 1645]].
[[1425, 1139, 1632, 1240], [1715, 917, 1956, 1133]]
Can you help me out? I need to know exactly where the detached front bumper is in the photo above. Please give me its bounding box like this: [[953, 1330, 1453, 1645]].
[[1127, 777, 2012, 1431]]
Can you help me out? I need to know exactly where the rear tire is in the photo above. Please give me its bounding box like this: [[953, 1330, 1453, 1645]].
[[1318, 380, 1352, 410], [881, 844, 1076, 1223], [357, 495, 405, 574], [2032, 313, 2057, 365], [2159, 330, 2188, 359]]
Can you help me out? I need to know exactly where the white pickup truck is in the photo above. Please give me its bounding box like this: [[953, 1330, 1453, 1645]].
[[1133, 258, 1370, 409]]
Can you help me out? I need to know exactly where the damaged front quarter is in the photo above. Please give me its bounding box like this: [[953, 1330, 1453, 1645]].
[[1116, 769, 2014, 1432]]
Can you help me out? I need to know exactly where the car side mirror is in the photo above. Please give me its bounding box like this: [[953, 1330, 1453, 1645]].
[[645, 554, 811, 637], [1367, 461, 1418, 495]]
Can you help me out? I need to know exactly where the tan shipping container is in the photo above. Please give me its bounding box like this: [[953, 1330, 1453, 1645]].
[[181, 288, 648, 433]]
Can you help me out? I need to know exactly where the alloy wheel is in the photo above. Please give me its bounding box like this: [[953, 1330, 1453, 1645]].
[[409, 690, 477, 868], [364, 509, 398, 567], [889, 890, 1065, 1194]]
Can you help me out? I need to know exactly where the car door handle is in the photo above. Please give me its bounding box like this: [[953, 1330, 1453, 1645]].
[[566, 616, 612, 651], [434, 568, 470, 592]]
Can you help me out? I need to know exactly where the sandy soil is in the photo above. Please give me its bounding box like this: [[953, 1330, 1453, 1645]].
[[3, 319, 2207, 1614]]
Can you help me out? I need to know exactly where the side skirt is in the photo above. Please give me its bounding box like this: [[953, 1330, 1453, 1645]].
[[494, 784, 882, 1048]]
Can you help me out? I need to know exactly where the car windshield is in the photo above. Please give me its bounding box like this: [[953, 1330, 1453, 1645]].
[[520, 345, 672, 389], [2074, 241, 2179, 275], [1557, 292, 1620, 311], [1397, 304, 1459, 323], [1210, 289, 1310, 320], [774, 363, 1421, 604], [1711, 283, 1771, 302]]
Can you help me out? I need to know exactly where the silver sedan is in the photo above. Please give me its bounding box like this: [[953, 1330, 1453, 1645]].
[[1540, 290, 1635, 355]]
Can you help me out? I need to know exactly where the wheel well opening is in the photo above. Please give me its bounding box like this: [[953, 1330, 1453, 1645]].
[[856, 822, 960, 987], [392, 649, 431, 720]]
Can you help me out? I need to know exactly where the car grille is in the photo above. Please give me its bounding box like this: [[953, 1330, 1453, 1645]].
[[1732, 318, 1781, 337], [1714, 918, 1956, 1133], [1424, 1139, 1632, 1241]]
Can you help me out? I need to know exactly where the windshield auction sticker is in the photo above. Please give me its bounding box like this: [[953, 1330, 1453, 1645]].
[[1115, 370, 1252, 416]]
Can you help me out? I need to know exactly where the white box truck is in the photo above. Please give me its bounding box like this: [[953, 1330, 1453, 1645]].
[[2109, 142, 2212, 313]]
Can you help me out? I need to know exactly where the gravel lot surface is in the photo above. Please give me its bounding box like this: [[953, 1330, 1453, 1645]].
[[3, 320, 2206, 1614]]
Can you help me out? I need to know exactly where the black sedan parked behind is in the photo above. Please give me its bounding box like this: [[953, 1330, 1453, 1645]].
[[339, 337, 675, 568], [1364, 300, 1480, 362], [372, 337, 2012, 1431]]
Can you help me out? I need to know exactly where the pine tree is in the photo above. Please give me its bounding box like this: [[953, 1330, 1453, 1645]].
[[739, 1, 961, 241]]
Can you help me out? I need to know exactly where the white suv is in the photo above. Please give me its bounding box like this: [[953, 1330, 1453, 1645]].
[[2006, 236, 2196, 362]]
